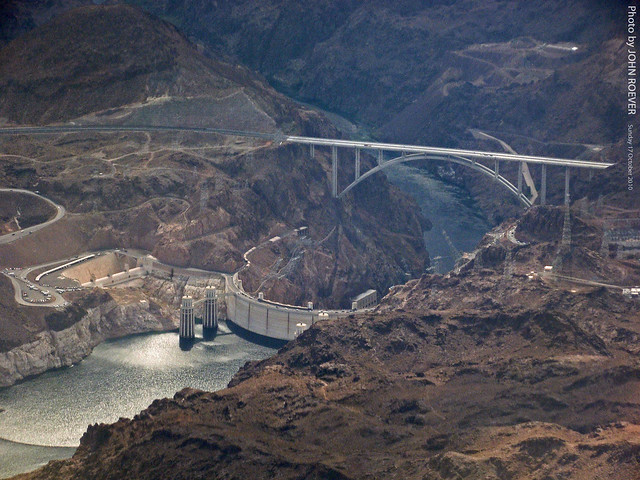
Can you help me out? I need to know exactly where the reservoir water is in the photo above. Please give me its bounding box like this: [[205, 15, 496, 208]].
[[0, 166, 490, 479], [0, 323, 276, 479]]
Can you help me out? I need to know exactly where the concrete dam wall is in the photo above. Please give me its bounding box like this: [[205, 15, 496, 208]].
[[226, 291, 346, 341]]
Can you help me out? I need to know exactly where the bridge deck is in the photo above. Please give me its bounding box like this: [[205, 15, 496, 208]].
[[285, 135, 613, 169], [0, 125, 613, 170]]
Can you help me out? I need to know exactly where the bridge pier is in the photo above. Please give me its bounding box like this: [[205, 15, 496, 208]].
[[494, 159, 500, 180], [179, 296, 195, 339], [355, 148, 361, 180], [540, 164, 547, 205], [310, 144, 315, 159], [332, 146, 338, 198], [203, 286, 218, 331], [517, 161, 523, 197], [378, 149, 384, 165]]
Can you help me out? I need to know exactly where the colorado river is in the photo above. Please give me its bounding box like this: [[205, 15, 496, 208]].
[[0, 323, 276, 478], [384, 164, 491, 272]]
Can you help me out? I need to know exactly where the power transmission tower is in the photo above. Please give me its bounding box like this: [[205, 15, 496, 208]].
[[431, 256, 442, 275], [503, 247, 513, 280], [441, 228, 461, 261], [553, 204, 572, 271]]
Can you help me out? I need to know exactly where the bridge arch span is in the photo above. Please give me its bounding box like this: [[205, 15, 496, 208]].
[[338, 152, 532, 207]]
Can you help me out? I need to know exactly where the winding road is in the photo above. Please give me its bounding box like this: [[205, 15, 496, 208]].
[[0, 189, 66, 245], [0, 125, 613, 169], [4, 259, 71, 307]]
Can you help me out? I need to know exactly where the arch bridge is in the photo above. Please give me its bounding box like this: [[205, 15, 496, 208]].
[[0, 125, 614, 207], [288, 136, 613, 207]]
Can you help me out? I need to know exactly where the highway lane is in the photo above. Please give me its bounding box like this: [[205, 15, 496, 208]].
[[0, 125, 614, 170], [0, 125, 276, 141], [285, 135, 614, 169], [541, 271, 629, 291], [470, 128, 539, 203], [0, 188, 66, 245]]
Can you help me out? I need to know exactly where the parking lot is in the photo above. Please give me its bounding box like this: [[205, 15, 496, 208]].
[[3, 266, 79, 307]]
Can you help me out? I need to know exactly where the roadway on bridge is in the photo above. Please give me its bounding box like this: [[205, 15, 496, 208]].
[[0, 125, 614, 170], [0, 188, 66, 245], [470, 129, 539, 203], [284, 135, 614, 169]]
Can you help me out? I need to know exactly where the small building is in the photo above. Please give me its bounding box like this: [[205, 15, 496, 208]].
[[352, 289, 378, 310]]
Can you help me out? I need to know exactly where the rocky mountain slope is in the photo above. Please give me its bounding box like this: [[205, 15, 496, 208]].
[[0, 277, 178, 387], [1, 1, 623, 151], [0, 2, 429, 388], [14, 201, 640, 479], [0, 190, 55, 234], [0, 4, 429, 309], [1, 3, 636, 478], [0, 0, 86, 47], [0, 4, 430, 396], [101, 0, 626, 220], [95, 1, 612, 147], [0, 3, 299, 127]]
